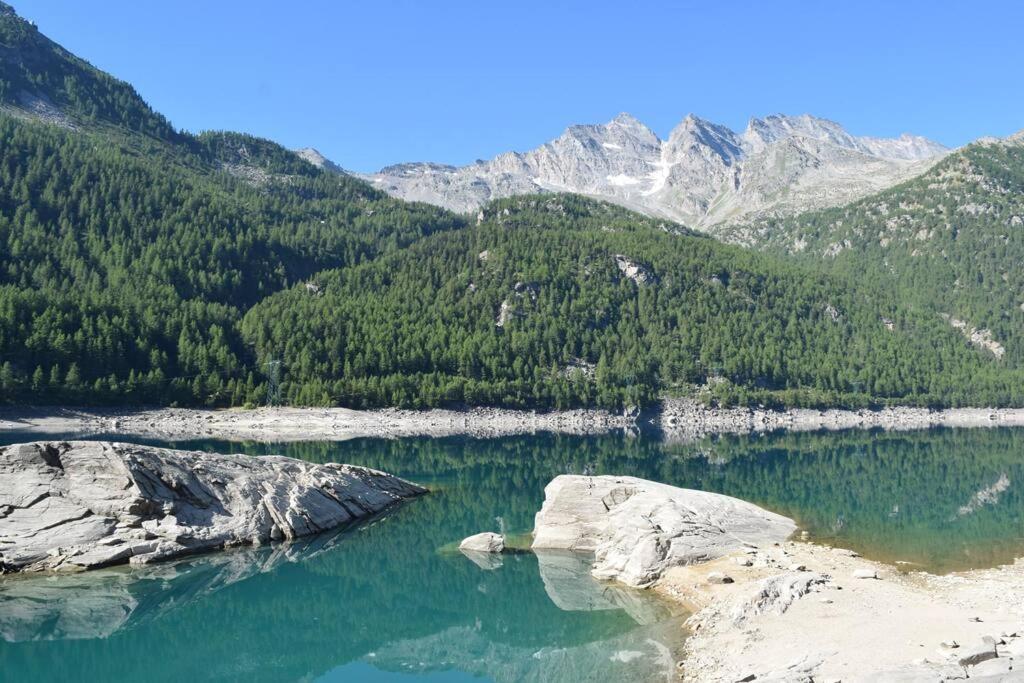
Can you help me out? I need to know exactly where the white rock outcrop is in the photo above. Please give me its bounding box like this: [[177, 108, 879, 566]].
[[459, 532, 504, 553], [0, 441, 425, 572], [531, 475, 796, 587]]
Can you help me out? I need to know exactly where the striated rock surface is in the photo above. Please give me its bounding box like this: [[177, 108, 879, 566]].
[[531, 475, 796, 587], [0, 441, 425, 572]]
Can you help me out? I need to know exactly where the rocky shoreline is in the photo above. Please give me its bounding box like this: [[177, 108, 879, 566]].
[[662, 544, 1024, 682], [0, 405, 635, 442], [5, 399, 1024, 443], [528, 473, 1024, 682], [0, 441, 424, 573], [657, 398, 1024, 442]]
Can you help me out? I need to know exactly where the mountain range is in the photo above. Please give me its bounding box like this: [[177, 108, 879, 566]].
[[355, 112, 949, 232], [0, 0, 1022, 411]]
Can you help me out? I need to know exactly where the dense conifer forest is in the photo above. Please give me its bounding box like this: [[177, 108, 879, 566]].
[[1, 0, 1022, 410]]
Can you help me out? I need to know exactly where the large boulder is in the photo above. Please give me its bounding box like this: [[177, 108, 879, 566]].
[[459, 532, 505, 553], [531, 475, 796, 587], [0, 441, 425, 572]]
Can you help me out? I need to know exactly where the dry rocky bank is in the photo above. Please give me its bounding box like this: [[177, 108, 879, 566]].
[[530, 474, 1024, 682], [5, 399, 1024, 443]]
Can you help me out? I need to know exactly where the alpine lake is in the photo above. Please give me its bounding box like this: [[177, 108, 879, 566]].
[[2, 425, 1023, 682]]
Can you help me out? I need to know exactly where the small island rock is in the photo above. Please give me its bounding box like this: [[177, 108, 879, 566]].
[[0, 441, 425, 573], [459, 532, 505, 553]]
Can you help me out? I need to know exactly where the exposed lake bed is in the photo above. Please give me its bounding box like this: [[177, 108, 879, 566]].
[[1, 426, 1023, 681], [8, 399, 1024, 444]]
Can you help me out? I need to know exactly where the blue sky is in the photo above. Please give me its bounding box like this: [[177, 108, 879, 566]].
[[17, 0, 1024, 172]]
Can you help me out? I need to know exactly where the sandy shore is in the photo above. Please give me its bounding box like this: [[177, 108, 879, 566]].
[[658, 542, 1024, 681], [5, 400, 1024, 443]]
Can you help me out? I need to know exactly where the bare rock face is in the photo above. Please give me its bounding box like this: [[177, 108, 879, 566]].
[[0, 441, 425, 572], [531, 475, 796, 587], [359, 112, 947, 234]]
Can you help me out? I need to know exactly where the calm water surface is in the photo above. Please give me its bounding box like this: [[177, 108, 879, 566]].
[[2, 426, 1023, 682]]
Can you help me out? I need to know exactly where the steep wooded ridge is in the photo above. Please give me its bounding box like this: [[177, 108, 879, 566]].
[[0, 2, 1021, 410], [735, 134, 1024, 366], [0, 3, 463, 407]]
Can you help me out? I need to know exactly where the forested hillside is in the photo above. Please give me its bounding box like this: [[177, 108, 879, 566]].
[[0, 116, 462, 405], [241, 195, 1024, 409], [740, 135, 1024, 365], [0, 0, 1021, 410], [0, 2, 176, 139]]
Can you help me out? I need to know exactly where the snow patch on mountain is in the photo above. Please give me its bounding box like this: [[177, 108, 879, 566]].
[[357, 112, 949, 236]]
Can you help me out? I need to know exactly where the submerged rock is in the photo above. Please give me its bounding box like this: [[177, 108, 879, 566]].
[[459, 532, 505, 553], [0, 441, 425, 572], [531, 475, 796, 587]]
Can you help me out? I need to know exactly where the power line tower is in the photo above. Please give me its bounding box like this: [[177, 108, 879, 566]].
[[263, 358, 282, 407]]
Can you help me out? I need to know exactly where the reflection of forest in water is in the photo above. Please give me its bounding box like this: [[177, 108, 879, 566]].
[[1, 427, 1023, 681], [168, 426, 1024, 572], [0, 461, 683, 683]]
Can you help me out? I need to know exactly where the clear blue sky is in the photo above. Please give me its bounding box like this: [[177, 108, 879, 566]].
[[16, 1, 1024, 172]]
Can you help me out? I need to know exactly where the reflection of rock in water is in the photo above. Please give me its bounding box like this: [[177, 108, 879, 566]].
[[957, 473, 1011, 517], [460, 548, 504, 571], [364, 622, 682, 683], [0, 526, 359, 642], [534, 549, 678, 626]]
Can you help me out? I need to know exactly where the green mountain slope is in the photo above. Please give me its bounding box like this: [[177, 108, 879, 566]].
[[741, 134, 1024, 365], [241, 195, 1024, 409], [0, 2, 177, 140], [0, 113, 462, 405], [0, 1, 1021, 410]]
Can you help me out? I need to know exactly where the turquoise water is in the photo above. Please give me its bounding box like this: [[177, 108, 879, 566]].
[[2, 427, 1024, 682]]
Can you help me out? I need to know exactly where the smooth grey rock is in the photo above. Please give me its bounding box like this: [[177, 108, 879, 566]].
[[0, 441, 425, 573], [958, 642, 999, 667], [531, 475, 796, 587], [970, 656, 1015, 678], [459, 532, 504, 553]]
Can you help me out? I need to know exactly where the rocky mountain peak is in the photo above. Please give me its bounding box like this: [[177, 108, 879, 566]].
[[361, 111, 950, 233], [295, 147, 347, 174], [667, 114, 743, 163], [743, 114, 856, 152], [608, 111, 650, 131]]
